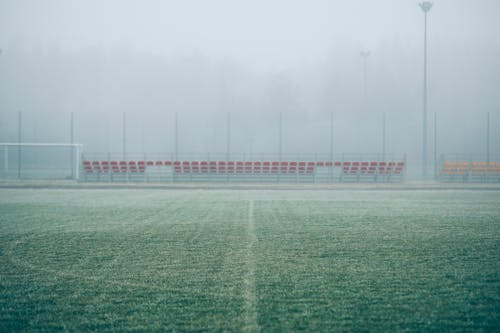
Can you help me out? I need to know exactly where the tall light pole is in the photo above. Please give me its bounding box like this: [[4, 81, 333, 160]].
[[360, 50, 370, 100], [420, 1, 433, 178]]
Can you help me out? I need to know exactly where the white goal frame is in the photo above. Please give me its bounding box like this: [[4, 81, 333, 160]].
[[0, 143, 83, 180]]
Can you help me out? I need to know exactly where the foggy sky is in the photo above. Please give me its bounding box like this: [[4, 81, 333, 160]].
[[1, 0, 499, 71]]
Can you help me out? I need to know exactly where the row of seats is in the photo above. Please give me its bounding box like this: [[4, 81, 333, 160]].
[[341, 161, 405, 176], [440, 161, 500, 176], [83, 160, 147, 173], [83, 160, 405, 176]]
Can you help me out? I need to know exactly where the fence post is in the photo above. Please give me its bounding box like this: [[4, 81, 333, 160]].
[[174, 112, 178, 161], [279, 112, 283, 162], [70, 112, 74, 179], [486, 112, 490, 164], [382, 112, 386, 162], [226, 112, 231, 161], [17, 111, 22, 179], [122, 112, 127, 161], [434, 112, 437, 179]]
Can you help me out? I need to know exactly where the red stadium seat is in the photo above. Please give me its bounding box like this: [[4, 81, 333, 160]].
[[262, 161, 271, 174], [298, 162, 306, 174], [191, 161, 200, 173], [200, 161, 208, 173], [227, 161, 235, 174], [245, 161, 253, 174], [306, 162, 315, 174], [280, 161, 288, 174], [209, 161, 217, 173], [253, 161, 262, 174], [218, 161, 226, 174], [83, 161, 93, 173], [119, 161, 128, 172], [137, 161, 145, 173], [182, 161, 190, 173], [92, 161, 102, 173], [271, 161, 279, 174], [236, 161, 244, 174], [129, 161, 138, 173], [173, 161, 181, 173]]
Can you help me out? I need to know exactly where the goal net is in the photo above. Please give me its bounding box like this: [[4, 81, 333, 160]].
[[0, 143, 83, 180]]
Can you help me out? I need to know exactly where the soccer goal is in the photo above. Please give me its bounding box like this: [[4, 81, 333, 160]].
[[0, 143, 83, 180]]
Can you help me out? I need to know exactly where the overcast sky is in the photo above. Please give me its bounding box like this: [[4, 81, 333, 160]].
[[1, 0, 499, 71]]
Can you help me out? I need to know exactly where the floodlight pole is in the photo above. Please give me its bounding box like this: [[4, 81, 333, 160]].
[[360, 50, 370, 100], [420, 1, 433, 178]]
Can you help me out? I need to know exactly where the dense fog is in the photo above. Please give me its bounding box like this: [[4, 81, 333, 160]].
[[1, 0, 499, 176]]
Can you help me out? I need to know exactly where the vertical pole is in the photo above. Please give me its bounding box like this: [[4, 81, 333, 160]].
[[486, 112, 490, 164], [422, 11, 429, 178], [382, 112, 386, 162], [4, 146, 8, 173], [122, 112, 127, 161], [279, 112, 283, 162], [330, 112, 334, 162], [174, 112, 178, 161], [17, 111, 22, 179], [434, 112, 437, 179], [70, 112, 75, 179], [226, 112, 231, 161]]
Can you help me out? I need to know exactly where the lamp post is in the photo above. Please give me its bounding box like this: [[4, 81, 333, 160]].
[[420, 1, 433, 178], [360, 50, 370, 100]]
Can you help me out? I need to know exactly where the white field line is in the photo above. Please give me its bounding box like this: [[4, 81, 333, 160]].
[[243, 200, 259, 332]]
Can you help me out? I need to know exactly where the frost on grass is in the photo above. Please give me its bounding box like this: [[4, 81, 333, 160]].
[[0, 189, 499, 331]]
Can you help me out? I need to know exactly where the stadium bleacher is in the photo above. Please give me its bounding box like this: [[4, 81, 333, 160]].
[[439, 160, 500, 182], [82, 159, 406, 183]]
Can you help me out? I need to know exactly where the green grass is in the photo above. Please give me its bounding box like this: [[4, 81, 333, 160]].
[[0, 189, 499, 332]]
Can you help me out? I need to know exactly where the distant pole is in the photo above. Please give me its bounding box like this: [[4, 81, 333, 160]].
[[330, 112, 334, 162], [17, 111, 22, 179], [382, 112, 386, 161], [434, 112, 438, 178], [486, 112, 490, 164], [420, 1, 433, 178], [122, 112, 126, 161], [174, 112, 178, 161], [226, 112, 231, 161], [360, 50, 370, 100]]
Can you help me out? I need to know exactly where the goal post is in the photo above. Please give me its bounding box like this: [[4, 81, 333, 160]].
[[0, 143, 83, 181]]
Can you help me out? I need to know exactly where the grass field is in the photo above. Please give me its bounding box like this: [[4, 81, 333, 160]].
[[0, 188, 499, 332]]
